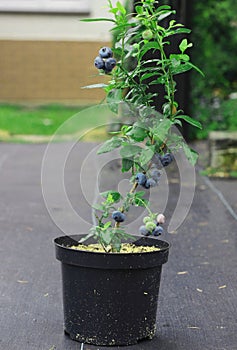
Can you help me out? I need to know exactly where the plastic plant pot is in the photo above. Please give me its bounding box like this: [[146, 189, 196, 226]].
[[54, 234, 170, 346]]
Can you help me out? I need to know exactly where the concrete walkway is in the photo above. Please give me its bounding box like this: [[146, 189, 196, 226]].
[[0, 142, 236, 350]]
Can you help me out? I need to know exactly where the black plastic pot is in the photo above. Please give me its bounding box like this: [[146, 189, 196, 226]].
[[54, 234, 170, 346]]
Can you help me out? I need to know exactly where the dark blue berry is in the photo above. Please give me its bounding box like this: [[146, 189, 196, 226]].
[[152, 153, 162, 167], [112, 211, 126, 223], [105, 58, 116, 72], [94, 56, 105, 70], [144, 178, 157, 188], [99, 47, 113, 58], [160, 153, 174, 167], [150, 168, 161, 183], [152, 226, 163, 236], [139, 225, 150, 236], [135, 173, 147, 186]]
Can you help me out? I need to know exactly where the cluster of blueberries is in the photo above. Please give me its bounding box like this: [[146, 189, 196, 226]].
[[136, 152, 174, 189], [135, 168, 160, 189], [135, 153, 173, 236], [110, 153, 173, 237], [94, 47, 117, 74], [111, 211, 165, 238], [139, 214, 165, 237]]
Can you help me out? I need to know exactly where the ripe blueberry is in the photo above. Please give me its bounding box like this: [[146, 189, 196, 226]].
[[160, 153, 174, 167], [139, 225, 150, 236], [99, 47, 113, 58], [152, 153, 162, 167], [112, 211, 126, 223], [135, 173, 147, 186], [144, 178, 157, 188], [105, 58, 116, 72], [150, 168, 161, 183], [94, 56, 105, 70], [152, 225, 163, 236]]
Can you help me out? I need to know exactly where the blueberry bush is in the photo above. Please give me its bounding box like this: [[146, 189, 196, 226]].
[[81, 0, 203, 252]]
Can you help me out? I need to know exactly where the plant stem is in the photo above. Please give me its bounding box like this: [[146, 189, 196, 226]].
[[114, 180, 138, 230], [130, 181, 138, 194]]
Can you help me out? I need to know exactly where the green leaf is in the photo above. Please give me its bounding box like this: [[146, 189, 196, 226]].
[[135, 5, 143, 15], [81, 83, 108, 89], [152, 119, 172, 141], [111, 234, 122, 252], [116, 1, 126, 15], [103, 221, 112, 230], [126, 125, 147, 141], [140, 42, 160, 58], [174, 28, 191, 35], [135, 191, 145, 198], [182, 143, 199, 166], [122, 158, 133, 172], [166, 134, 183, 149], [120, 145, 142, 159], [100, 191, 122, 204], [173, 119, 182, 127], [157, 5, 172, 11], [149, 76, 166, 85], [170, 53, 190, 62], [175, 115, 202, 129], [97, 137, 122, 154], [140, 72, 160, 82], [79, 231, 95, 243], [170, 62, 193, 75], [92, 203, 104, 211], [139, 146, 155, 167], [107, 89, 123, 114], [102, 229, 113, 245], [171, 60, 204, 77], [80, 18, 115, 23], [101, 191, 121, 203], [179, 39, 193, 54], [134, 194, 148, 207], [186, 62, 205, 77], [171, 58, 180, 68], [158, 10, 175, 22]]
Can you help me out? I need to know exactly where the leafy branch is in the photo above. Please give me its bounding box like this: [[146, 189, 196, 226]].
[[81, 0, 203, 252]]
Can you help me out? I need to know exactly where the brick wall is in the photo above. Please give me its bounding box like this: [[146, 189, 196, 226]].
[[0, 40, 110, 104]]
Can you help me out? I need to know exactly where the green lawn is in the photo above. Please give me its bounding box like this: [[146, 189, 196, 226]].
[[0, 103, 113, 142]]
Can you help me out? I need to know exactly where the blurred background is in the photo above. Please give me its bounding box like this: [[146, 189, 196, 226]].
[[0, 0, 237, 143]]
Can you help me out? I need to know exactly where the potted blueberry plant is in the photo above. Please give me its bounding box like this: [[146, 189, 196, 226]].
[[54, 0, 203, 346]]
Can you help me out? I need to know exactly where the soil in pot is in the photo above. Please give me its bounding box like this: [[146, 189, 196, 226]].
[[70, 242, 162, 253]]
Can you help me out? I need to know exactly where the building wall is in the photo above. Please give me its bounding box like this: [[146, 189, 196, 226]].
[[0, 40, 110, 103], [0, 0, 118, 103]]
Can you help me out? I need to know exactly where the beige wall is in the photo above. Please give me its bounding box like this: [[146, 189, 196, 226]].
[[0, 40, 110, 103], [0, 0, 121, 103]]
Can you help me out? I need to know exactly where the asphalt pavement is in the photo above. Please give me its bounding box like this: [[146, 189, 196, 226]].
[[0, 141, 236, 350]]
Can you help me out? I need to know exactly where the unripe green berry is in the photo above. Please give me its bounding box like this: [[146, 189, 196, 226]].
[[145, 221, 157, 232], [133, 43, 140, 51], [142, 29, 153, 40], [143, 216, 152, 224]]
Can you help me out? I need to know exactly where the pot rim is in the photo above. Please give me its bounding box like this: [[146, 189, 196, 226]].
[[54, 234, 170, 269], [54, 234, 170, 256]]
